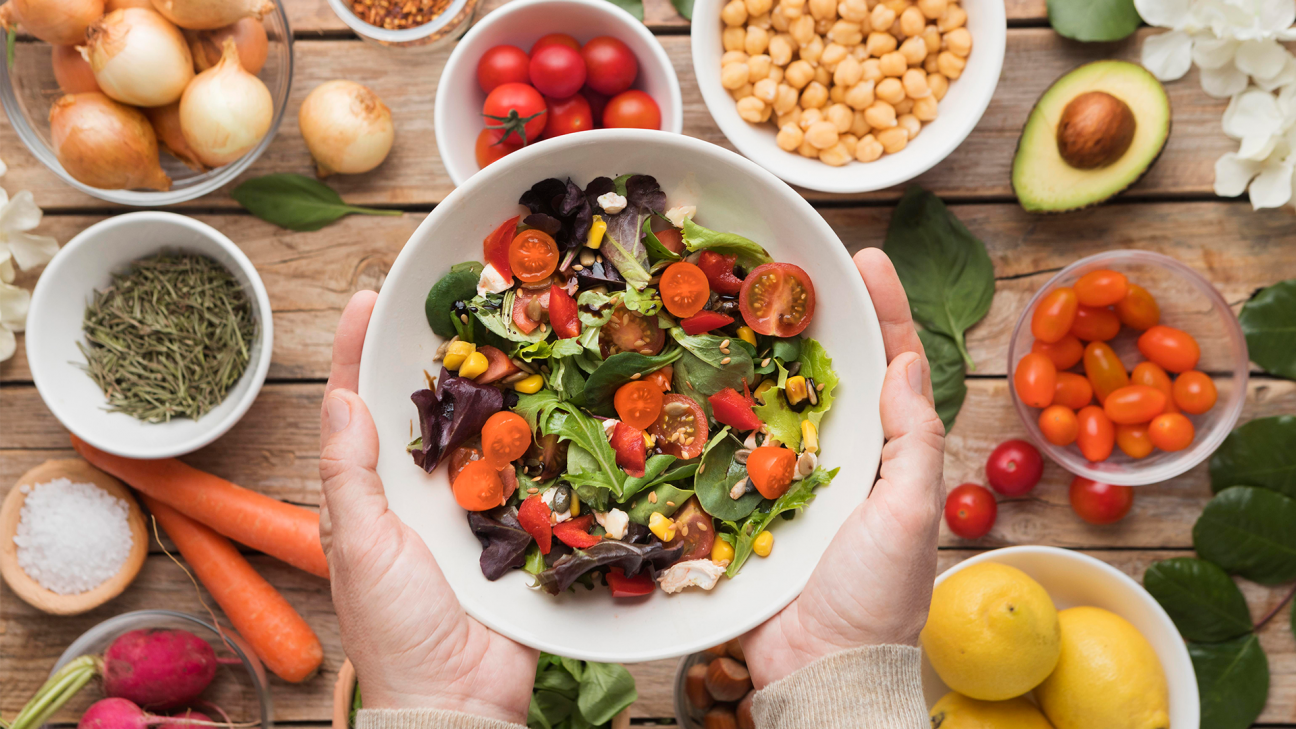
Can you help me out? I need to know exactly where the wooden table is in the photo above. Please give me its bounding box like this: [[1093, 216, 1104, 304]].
[[2, 1, 1295, 725]]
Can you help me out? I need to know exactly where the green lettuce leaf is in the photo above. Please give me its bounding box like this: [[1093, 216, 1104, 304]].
[[681, 218, 773, 271]]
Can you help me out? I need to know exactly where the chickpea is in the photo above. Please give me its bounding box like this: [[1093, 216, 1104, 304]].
[[877, 125, 908, 153], [801, 80, 829, 108], [754, 77, 779, 103], [937, 3, 966, 30], [850, 109, 871, 136], [750, 12, 772, 27], [722, 62, 751, 90], [748, 54, 773, 80], [801, 35, 824, 64], [944, 27, 972, 57], [844, 79, 876, 109], [876, 76, 905, 104], [869, 3, 896, 29], [899, 36, 927, 65], [827, 19, 864, 45], [745, 26, 771, 54], [724, 27, 747, 51], [747, 0, 774, 14], [851, 44, 869, 60], [736, 96, 768, 122], [722, 0, 749, 25], [898, 5, 926, 36], [722, 51, 750, 66], [893, 97, 914, 114], [768, 34, 794, 65], [865, 31, 897, 57], [798, 106, 824, 128], [834, 55, 863, 86], [814, 17, 833, 33], [912, 94, 939, 120], [882, 0, 907, 12], [814, 65, 831, 86], [806, 120, 840, 148], [927, 72, 949, 99], [797, 138, 819, 157], [818, 141, 852, 165], [863, 99, 897, 128], [937, 50, 965, 78], [771, 7, 791, 29], [776, 123, 805, 150], [855, 133, 884, 161], [924, 54, 940, 73], [781, 0, 806, 16], [840, 132, 859, 156], [861, 58, 884, 82], [879, 51, 907, 76], [888, 18, 904, 37], [918, 0, 946, 18], [777, 107, 802, 127], [785, 59, 815, 88], [902, 68, 930, 98], [821, 42, 849, 68], [731, 83, 754, 100], [790, 14, 816, 44], [897, 112, 921, 138], [809, 0, 837, 19], [769, 65, 785, 82], [838, 0, 869, 21], [922, 25, 941, 54], [830, 85, 846, 103], [825, 102, 854, 132]]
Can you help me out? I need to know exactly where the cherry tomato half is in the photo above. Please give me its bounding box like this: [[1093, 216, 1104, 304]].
[[603, 89, 661, 129], [655, 226, 685, 255], [1032, 334, 1084, 370], [1069, 305, 1121, 342], [651, 393, 709, 459], [1138, 325, 1200, 373], [664, 497, 715, 561], [748, 446, 796, 499], [1031, 286, 1079, 343], [660, 261, 711, 318], [985, 439, 1044, 497], [1074, 269, 1128, 307], [483, 82, 547, 145], [1173, 371, 1217, 414], [531, 33, 580, 54], [1115, 422, 1154, 459], [481, 411, 532, 468], [1083, 341, 1129, 404], [1116, 283, 1160, 330], [615, 380, 665, 431], [944, 483, 997, 539], [1148, 412, 1194, 451], [1039, 405, 1079, 446], [582, 36, 638, 96], [548, 283, 580, 339], [1014, 352, 1057, 409], [1102, 385, 1168, 425], [477, 45, 531, 93], [643, 365, 673, 392], [739, 262, 816, 337], [475, 128, 522, 169], [600, 305, 665, 357], [1054, 372, 1094, 410], [611, 420, 647, 477], [1076, 405, 1116, 462], [508, 229, 559, 282], [453, 459, 504, 511], [529, 44, 586, 99], [448, 445, 483, 486], [543, 94, 594, 138], [1130, 361, 1177, 414], [1069, 477, 1133, 525]]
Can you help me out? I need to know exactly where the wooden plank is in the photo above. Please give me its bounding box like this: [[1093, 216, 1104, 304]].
[[1, 29, 1233, 211]]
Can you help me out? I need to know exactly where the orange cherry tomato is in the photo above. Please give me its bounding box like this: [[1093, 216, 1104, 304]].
[[1069, 306, 1121, 342], [1083, 341, 1129, 404], [1148, 412, 1194, 452], [1074, 269, 1129, 307], [1138, 325, 1200, 373], [1130, 361, 1177, 414], [508, 229, 559, 282], [1103, 385, 1168, 425], [1115, 422, 1154, 459], [1054, 372, 1094, 410], [1076, 405, 1116, 462], [1014, 352, 1058, 409], [1032, 335, 1084, 371], [481, 411, 532, 468], [643, 365, 673, 392], [1115, 283, 1160, 330], [1173, 371, 1217, 414], [614, 380, 665, 430], [1031, 287, 1079, 343], [747, 446, 796, 499], [660, 261, 710, 318], [1039, 405, 1079, 446], [453, 459, 505, 511]]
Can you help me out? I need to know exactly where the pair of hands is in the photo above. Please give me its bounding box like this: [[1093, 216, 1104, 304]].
[[318, 248, 945, 724]]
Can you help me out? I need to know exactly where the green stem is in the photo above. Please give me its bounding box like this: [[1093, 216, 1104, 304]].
[[9, 655, 101, 729]]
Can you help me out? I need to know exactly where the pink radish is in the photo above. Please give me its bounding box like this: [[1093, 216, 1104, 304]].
[[78, 699, 154, 729], [103, 629, 217, 709], [156, 710, 213, 729]]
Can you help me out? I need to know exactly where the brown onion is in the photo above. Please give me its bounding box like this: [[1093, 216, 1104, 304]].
[[49, 92, 171, 190], [189, 17, 266, 74], [144, 101, 206, 171], [104, 0, 152, 8], [299, 80, 394, 177], [85, 8, 193, 107], [52, 44, 100, 93], [179, 38, 272, 167], [148, 0, 272, 30], [0, 0, 103, 45]]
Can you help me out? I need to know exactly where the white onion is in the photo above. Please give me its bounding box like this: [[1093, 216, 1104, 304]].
[[49, 92, 171, 190], [85, 7, 194, 107], [180, 37, 272, 167], [0, 0, 102, 45], [144, 101, 206, 171], [149, 0, 272, 30], [52, 44, 100, 93], [189, 17, 267, 74], [299, 80, 394, 177]]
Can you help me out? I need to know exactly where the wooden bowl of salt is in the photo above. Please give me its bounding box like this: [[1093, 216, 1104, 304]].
[[0, 459, 148, 615]]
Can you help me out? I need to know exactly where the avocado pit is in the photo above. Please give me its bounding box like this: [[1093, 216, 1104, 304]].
[[1055, 91, 1136, 170]]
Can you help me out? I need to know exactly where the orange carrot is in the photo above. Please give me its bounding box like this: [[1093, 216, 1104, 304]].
[[72, 435, 329, 579], [144, 496, 324, 683]]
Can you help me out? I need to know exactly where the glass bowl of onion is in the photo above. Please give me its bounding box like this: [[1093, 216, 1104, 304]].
[[0, 0, 293, 205]]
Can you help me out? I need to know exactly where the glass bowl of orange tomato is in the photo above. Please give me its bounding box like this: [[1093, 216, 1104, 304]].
[[1007, 250, 1249, 486]]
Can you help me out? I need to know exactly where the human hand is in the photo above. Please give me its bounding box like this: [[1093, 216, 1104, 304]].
[[741, 247, 946, 688], [318, 291, 538, 723]]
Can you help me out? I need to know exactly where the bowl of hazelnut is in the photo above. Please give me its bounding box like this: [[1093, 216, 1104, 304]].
[[674, 640, 757, 729]]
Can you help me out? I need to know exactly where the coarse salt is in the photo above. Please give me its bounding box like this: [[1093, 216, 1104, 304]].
[[14, 478, 133, 595]]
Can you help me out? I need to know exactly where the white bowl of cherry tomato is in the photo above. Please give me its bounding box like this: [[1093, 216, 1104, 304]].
[[435, 0, 684, 186], [1007, 250, 1249, 487]]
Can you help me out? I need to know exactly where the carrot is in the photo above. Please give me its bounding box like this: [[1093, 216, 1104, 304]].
[[143, 496, 324, 683], [71, 435, 329, 579]]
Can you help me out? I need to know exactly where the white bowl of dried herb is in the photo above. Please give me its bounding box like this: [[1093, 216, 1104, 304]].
[[25, 212, 273, 459]]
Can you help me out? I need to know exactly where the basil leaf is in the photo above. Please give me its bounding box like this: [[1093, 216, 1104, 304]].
[[920, 329, 968, 431], [882, 186, 993, 368], [1047, 0, 1140, 42], [583, 348, 682, 416], [1209, 416, 1296, 499], [559, 656, 584, 682], [576, 661, 637, 726], [1193, 486, 1296, 585], [530, 689, 575, 728], [231, 174, 401, 232], [1190, 635, 1269, 729], [425, 262, 483, 337], [681, 218, 773, 271], [1143, 558, 1253, 643], [1239, 279, 1296, 380], [695, 430, 762, 521], [534, 666, 580, 698]]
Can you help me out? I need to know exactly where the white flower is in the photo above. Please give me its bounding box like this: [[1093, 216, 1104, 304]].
[[0, 185, 59, 362], [0, 279, 30, 362], [1137, 0, 1296, 97]]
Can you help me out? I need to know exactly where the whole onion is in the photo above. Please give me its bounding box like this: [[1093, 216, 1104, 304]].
[[85, 7, 194, 107], [299, 80, 394, 177], [149, 0, 273, 30], [49, 92, 171, 191], [0, 0, 102, 45], [179, 37, 273, 167], [104, 0, 152, 8], [189, 17, 267, 74], [52, 44, 100, 94], [144, 101, 206, 171]]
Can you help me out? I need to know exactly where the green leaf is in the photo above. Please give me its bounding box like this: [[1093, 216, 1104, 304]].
[[772, 336, 802, 363], [670, 0, 694, 19], [515, 390, 563, 435], [547, 356, 588, 405], [695, 430, 763, 521], [919, 329, 968, 431], [530, 690, 575, 729], [1190, 635, 1269, 729], [523, 545, 547, 576], [681, 218, 773, 271], [547, 404, 627, 497], [1209, 416, 1296, 499], [582, 349, 681, 416], [882, 186, 994, 368], [6, 27, 15, 67], [626, 482, 695, 524], [559, 656, 585, 682], [1193, 486, 1296, 585], [230, 174, 401, 232], [424, 262, 483, 338], [1143, 558, 1254, 643], [534, 666, 580, 698], [797, 338, 838, 429], [643, 218, 683, 262], [727, 466, 837, 576], [752, 393, 804, 451], [671, 328, 756, 418], [470, 290, 551, 345], [622, 455, 696, 503], [576, 662, 637, 726], [1046, 0, 1140, 42], [1239, 279, 1296, 379]]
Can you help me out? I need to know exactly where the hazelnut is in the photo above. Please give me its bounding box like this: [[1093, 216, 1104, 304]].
[[686, 662, 715, 710], [737, 691, 756, 729], [705, 657, 753, 702], [703, 705, 739, 729], [1056, 91, 1136, 169], [726, 637, 747, 662]]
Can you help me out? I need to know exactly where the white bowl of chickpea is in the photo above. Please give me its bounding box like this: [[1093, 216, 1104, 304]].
[[691, 0, 1004, 192]]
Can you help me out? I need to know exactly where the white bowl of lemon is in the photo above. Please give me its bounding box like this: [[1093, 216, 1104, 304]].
[[920, 546, 1198, 729]]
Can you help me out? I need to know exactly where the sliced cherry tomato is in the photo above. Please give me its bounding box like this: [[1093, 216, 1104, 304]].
[[500, 465, 518, 501], [1039, 405, 1079, 446], [644, 365, 673, 392], [532, 33, 580, 54], [944, 483, 997, 539], [475, 345, 521, 384], [518, 494, 553, 554], [1031, 287, 1078, 343], [665, 498, 715, 561], [655, 226, 685, 254], [611, 421, 647, 477], [615, 381, 665, 431], [1053, 372, 1094, 410], [482, 215, 520, 281], [482, 411, 532, 468], [1032, 334, 1084, 371], [549, 283, 581, 339], [709, 387, 763, 431], [1138, 325, 1200, 373], [542, 94, 594, 138], [1103, 385, 1168, 425], [529, 44, 586, 99], [448, 445, 483, 486], [1148, 412, 1194, 451], [651, 394, 708, 459], [1074, 269, 1128, 307], [1116, 283, 1160, 330], [1013, 352, 1057, 409], [747, 446, 796, 499], [600, 305, 665, 357], [603, 89, 661, 129], [512, 288, 546, 334], [477, 45, 531, 93], [483, 82, 547, 145], [509, 229, 559, 283], [1076, 405, 1116, 462], [453, 459, 504, 511], [739, 262, 816, 337], [475, 128, 523, 169], [1069, 477, 1133, 525], [526, 433, 569, 481], [1115, 422, 1154, 459], [606, 567, 654, 597], [1130, 361, 1177, 414], [697, 251, 744, 296], [985, 439, 1043, 496], [681, 310, 735, 335], [1083, 341, 1129, 404], [1173, 371, 1217, 414], [660, 262, 710, 318], [581, 36, 638, 96], [1069, 305, 1121, 342], [553, 514, 602, 549]]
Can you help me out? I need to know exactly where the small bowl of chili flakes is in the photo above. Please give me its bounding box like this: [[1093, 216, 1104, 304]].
[[329, 0, 480, 50]]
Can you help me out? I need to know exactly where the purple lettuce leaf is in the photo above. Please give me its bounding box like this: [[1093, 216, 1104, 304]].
[[468, 506, 534, 580], [599, 175, 664, 290], [536, 539, 683, 595], [410, 367, 504, 473], [518, 178, 591, 255]]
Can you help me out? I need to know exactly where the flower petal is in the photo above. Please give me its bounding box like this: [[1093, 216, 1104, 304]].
[[1142, 30, 1195, 80], [1254, 56, 1296, 91], [0, 189, 44, 233], [1222, 87, 1283, 139], [1215, 152, 1263, 196], [4, 231, 59, 270], [1259, 0, 1296, 34], [1238, 132, 1279, 159], [0, 325, 14, 363], [1201, 62, 1251, 97], [1248, 161, 1294, 208], [0, 280, 31, 330], [1193, 36, 1240, 69], [1235, 39, 1291, 79], [0, 250, 13, 284], [1136, 0, 1193, 27], [1278, 83, 1296, 123]]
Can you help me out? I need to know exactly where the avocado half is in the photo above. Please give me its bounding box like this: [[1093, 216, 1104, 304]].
[[1012, 60, 1170, 213]]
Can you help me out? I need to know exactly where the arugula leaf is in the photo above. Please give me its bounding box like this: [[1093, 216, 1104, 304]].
[[1239, 280, 1296, 380], [583, 349, 681, 416], [1190, 635, 1269, 729], [727, 466, 838, 576], [515, 338, 586, 362], [231, 174, 401, 231], [576, 662, 637, 726], [681, 218, 773, 271], [516, 390, 563, 435], [471, 290, 550, 344], [920, 328, 968, 431], [1192, 486, 1296, 585], [547, 404, 626, 497], [882, 186, 993, 368], [547, 356, 588, 405], [1209, 416, 1296, 500], [1047, 0, 1140, 42], [694, 429, 763, 521], [424, 262, 484, 338], [1143, 558, 1254, 643]]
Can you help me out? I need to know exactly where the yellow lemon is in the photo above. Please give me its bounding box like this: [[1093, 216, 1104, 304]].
[[921, 562, 1061, 700], [1035, 606, 1169, 729], [930, 692, 1056, 729]]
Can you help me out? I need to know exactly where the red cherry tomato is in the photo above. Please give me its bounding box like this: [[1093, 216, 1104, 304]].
[[600, 305, 665, 357], [1130, 361, 1177, 414], [475, 128, 522, 169], [542, 94, 594, 138], [1014, 352, 1057, 409], [1148, 412, 1194, 451], [532, 33, 580, 54], [985, 439, 1043, 496], [1069, 477, 1134, 525], [739, 262, 816, 337], [1116, 283, 1160, 330], [582, 88, 609, 127], [1173, 371, 1217, 414], [1031, 287, 1079, 343], [643, 365, 673, 393], [1053, 372, 1094, 410], [508, 229, 559, 282], [944, 483, 997, 539], [603, 89, 661, 129], [748, 446, 796, 499], [1039, 405, 1079, 446], [453, 460, 504, 511], [483, 82, 547, 145], [1076, 406, 1116, 462], [511, 288, 545, 334], [529, 44, 587, 99], [1138, 325, 1201, 373], [548, 283, 580, 339], [615, 380, 665, 431], [1069, 305, 1121, 342], [611, 421, 647, 477], [651, 394, 709, 459], [1074, 269, 1128, 307], [581, 36, 638, 96], [660, 261, 711, 318], [1103, 385, 1169, 425], [605, 567, 654, 597], [1032, 334, 1084, 370], [477, 45, 531, 93], [481, 411, 532, 468], [1115, 422, 1154, 459], [448, 445, 483, 486], [697, 250, 744, 296], [1083, 341, 1129, 404]]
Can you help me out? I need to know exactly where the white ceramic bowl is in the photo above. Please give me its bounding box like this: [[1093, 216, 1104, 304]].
[[26, 213, 273, 459], [358, 128, 886, 662], [436, 0, 684, 186], [691, 0, 1005, 193], [922, 547, 1199, 728]]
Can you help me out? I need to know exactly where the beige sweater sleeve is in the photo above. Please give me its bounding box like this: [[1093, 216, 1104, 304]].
[[356, 709, 527, 729]]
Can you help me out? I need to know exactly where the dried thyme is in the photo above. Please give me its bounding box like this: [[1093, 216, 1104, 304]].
[[78, 254, 257, 423]]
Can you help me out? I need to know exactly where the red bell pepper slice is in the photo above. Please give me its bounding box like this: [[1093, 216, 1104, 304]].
[[611, 421, 646, 478], [698, 251, 744, 296], [606, 567, 655, 597], [483, 215, 520, 282], [549, 283, 581, 339], [709, 386, 763, 431], [553, 514, 601, 549], [517, 494, 552, 554], [680, 310, 735, 335]]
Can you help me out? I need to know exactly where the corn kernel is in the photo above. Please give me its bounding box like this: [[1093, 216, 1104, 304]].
[[587, 215, 607, 249], [754, 378, 778, 403], [737, 326, 758, 346], [801, 420, 819, 453], [649, 512, 677, 541], [458, 351, 489, 380], [711, 538, 736, 565], [443, 341, 476, 370], [753, 530, 774, 557], [513, 374, 545, 394]]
